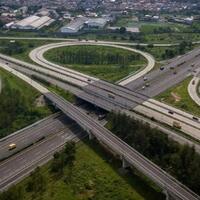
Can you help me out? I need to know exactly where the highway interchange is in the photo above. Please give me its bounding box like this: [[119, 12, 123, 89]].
[[1, 64, 199, 200], [1, 38, 200, 199], [1, 41, 199, 140]]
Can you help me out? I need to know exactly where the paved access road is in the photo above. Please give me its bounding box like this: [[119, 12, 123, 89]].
[[0, 36, 179, 47], [188, 71, 200, 107], [124, 47, 200, 97], [0, 124, 84, 191], [29, 41, 155, 86]]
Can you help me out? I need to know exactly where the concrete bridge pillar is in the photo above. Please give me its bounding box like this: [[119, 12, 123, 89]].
[[163, 189, 179, 200], [163, 190, 169, 200], [88, 130, 95, 140], [121, 157, 130, 169]]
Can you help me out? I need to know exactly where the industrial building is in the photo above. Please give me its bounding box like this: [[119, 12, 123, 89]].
[[60, 17, 108, 33], [60, 17, 87, 33], [8, 15, 54, 30], [85, 18, 108, 28]]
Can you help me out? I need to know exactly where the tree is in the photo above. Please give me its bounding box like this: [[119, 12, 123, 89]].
[[108, 112, 200, 195], [50, 142, 76, 175], [147, 44, 154, 48], [64, 142, 76, 166], [0, 185, 24, 200], [119, 27, 126, 34], [27, 167, 47, 193]]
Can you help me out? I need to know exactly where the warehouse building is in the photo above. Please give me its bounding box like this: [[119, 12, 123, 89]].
[[60, 17, 108, 33], [85, 18, 108, 28], [60, 17, 88, 33], [9, 15, 54, 30]]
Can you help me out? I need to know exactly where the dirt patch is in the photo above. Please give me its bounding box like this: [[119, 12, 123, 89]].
[[35, 95, 46, 107], [171, 92, 181, 102]]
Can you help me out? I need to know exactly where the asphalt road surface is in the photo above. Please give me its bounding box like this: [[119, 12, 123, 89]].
[[125, 47, 200, 97], [0, 113, 70, 160]]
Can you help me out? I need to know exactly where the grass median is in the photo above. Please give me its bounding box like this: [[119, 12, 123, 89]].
[[44, 45, 147, 82], [155, 77, 200, 117]]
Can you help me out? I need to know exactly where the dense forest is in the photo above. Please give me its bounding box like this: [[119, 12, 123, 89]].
[[108, 112, 200, 194], [45, 45, 144, 67]]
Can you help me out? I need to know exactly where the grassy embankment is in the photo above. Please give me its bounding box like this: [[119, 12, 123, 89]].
[[155, 77, 200, 117], [5, 140, 164, 200]]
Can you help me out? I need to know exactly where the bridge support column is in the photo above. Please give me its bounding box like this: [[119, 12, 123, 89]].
[[88, 132, 94, 140], [163, 190, 169, 200], [122, 157, 130, 169], [163, 189, 178, 200]]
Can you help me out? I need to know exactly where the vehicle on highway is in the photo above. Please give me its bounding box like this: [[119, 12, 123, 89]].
[[98, 114, 106, 120], [192, 80, 195, 85], [160, 66, 164, 70], [193, 69, 197, 73], [193, 116, 199, 121], [142, 86, 145, 90], [143, 76, 148, 81], [145, 82, 150, 87], [170, 66, 175, 70], [168, 110, 174, 114], [173, 71, 177, 75], [87, 78, 92, 82], [191, 63, 195, 67], [108, 93, 115, 99], [178, 61, 186, 66], [173, 121, 182, 129], [8, 143, 16, 151]]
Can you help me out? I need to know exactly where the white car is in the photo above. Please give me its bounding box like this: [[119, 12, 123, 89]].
[[143, 77, 148, 81]]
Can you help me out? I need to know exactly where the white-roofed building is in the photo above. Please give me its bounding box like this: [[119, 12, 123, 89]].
[[60, 17, 88, 33], [12, 15, 40, 29], [85, 18, 108, 28], [10, 15, 54, 30], [29, 16, 54, 29]]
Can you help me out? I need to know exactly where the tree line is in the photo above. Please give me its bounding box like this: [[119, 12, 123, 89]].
[[162, 41, 192, 59], [108, 112, 200, 194], [48, 46, 143, 67]]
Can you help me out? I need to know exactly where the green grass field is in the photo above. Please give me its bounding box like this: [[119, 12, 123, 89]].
[[155, 77, 200, 117], [0, 68, 53, 138], [44, 45, 146, 82], [15, 140, 164, 200]]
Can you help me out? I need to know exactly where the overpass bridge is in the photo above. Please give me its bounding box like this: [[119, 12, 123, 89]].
[[1, 55, 200, 200], [45, 92, 200, 200]]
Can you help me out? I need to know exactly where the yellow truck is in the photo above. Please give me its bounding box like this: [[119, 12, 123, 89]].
[[9, 143, 16, 151]]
